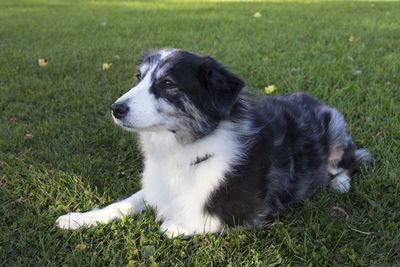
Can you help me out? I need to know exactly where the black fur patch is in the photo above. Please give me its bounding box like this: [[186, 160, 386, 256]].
[[203, 94, 371, 227]]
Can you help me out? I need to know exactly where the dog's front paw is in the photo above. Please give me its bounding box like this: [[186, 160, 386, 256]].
[[56, 211, 99, 230], [160, 222, 190, 238]]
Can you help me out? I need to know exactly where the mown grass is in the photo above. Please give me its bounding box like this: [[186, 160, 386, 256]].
[[0, 0, 399, 265]]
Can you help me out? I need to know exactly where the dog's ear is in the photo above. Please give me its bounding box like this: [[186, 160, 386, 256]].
[[198, 56, 245, 120]]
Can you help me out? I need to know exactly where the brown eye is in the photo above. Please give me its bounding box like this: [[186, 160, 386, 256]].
[[162, 79, 176, 88], [135, 71, 141, 81]]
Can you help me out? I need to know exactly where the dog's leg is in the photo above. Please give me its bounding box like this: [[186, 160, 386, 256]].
[[159, 221, 193, 238], [159, 215, 222, 238], [56, 189, 146, 230]]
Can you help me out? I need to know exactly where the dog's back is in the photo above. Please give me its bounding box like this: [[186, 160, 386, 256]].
[[205, 92, 372, 227]]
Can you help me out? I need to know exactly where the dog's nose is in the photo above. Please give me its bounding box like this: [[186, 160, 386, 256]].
[[111, 102, 129, 119]]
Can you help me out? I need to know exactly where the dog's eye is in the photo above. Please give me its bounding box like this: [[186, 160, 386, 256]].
[[161, 79, 176, 89], [135, 71, 141, 81]]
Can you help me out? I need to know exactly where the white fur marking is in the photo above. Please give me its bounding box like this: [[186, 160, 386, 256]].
[[139, 121, 244, 236], [330, 172, 351, 193], [56, 190, 146, 229]]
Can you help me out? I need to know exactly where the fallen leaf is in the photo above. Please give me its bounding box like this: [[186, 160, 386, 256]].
[[44, 168, 54, 175], [254, 12, 262, 18], [265, 85, 277, 94], [332, 206, 349, 220], [349, 36, 355, 42], [18, 148, 31, 156], [24, 134, 34, 140], [27, 89, 34, 95], [76, 244, 88, 250], [0, 175, 7, 187], [131, 248, 138, 255], [16, 197, 26, 203], [98, 240, 105, 246], [102, 63, 112, 70], [38, 58, 48, 67]]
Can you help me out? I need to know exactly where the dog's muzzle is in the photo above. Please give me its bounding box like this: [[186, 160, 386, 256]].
[[111, 101, 129, 119]]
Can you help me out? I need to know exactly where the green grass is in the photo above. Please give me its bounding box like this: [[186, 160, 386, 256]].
[[1, 0, 399, 265]]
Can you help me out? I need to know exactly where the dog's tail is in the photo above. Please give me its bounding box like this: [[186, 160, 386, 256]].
[[354, 149, 373, 169], [325, 107, 373, 174], [339, 144, 373, 174]]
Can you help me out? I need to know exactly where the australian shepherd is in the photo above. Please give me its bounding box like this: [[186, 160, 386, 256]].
[[56, 49, 372, 238]]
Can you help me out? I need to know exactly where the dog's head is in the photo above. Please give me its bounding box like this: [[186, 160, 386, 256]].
[[111, 49, 244, 142]]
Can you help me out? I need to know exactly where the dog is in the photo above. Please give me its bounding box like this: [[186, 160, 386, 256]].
[[56, 49, 372, 238]]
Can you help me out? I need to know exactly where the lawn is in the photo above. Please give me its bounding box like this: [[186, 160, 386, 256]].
[[0, 0, 399, 265]]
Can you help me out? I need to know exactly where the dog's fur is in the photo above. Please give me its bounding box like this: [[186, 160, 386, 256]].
[[56, 49, 372, 237]]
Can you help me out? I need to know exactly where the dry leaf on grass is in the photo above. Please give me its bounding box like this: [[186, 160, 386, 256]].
[[16, 197, 26, 203], [18, 148, 31, 156], [265, 85, 277, 94], [102, 63, 112, 70], [38, 58, 48, 67], [76, 244, 88, 250], [0, 175, 7, 187], [25, 134, 34, 140], [131, 248, 138, 255], [44, 168, 54, 175]]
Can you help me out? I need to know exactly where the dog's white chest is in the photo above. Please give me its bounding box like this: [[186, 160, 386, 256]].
[[138, 127, 240, 233]]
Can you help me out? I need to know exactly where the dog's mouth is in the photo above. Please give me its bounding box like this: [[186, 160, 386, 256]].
[[122, 123, 135, 129], [111, 112, 133, 128], [112, 113, 165, 132]]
